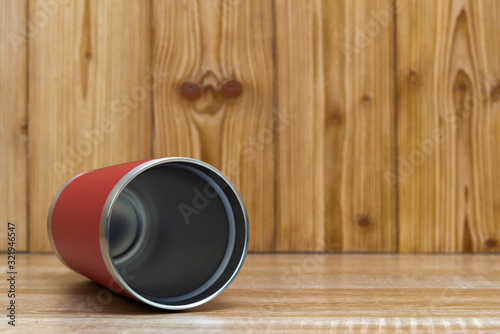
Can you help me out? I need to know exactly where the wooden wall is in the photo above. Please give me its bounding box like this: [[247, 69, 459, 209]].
[[1, 0, 499, 253]]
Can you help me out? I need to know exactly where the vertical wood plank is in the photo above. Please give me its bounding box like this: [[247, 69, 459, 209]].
[[398, 0, 500, 252], [29, 0, 152, 252], [275, 0, 396, 251], [0, 1, 28, 251], [152, 0, 275, 251]]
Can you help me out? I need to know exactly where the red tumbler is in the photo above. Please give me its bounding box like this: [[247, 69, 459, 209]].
[[48, 157, 249, 310]]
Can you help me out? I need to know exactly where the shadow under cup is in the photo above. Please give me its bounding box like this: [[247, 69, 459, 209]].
[[104, 161, 249, 309]]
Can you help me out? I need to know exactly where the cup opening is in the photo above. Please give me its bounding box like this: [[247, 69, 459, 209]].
[[106, 160, 248, 308]]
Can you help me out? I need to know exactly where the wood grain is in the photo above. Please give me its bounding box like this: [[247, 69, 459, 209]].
[[0, 1, 28, 251], [3, 253, 500, 332], [275, 0, 396, 251], [3, 0, 500, 254], [397, 0, 500, 252], [152, 0, 275, 251], [29, 0, 152, 252]]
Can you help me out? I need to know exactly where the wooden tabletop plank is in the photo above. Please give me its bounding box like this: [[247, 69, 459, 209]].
[[2, 253, 500, 333]]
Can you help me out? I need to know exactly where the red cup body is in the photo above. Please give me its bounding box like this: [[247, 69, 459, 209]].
[[48, 157, 249, 309]]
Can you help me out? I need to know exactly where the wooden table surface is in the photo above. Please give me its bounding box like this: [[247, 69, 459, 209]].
[[2, 253, 500, 333]]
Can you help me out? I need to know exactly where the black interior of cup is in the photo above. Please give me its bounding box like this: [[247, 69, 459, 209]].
[[107, 162, 247, 306]]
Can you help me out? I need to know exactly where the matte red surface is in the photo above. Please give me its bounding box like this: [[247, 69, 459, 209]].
[[51, 160, 148, 296]]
